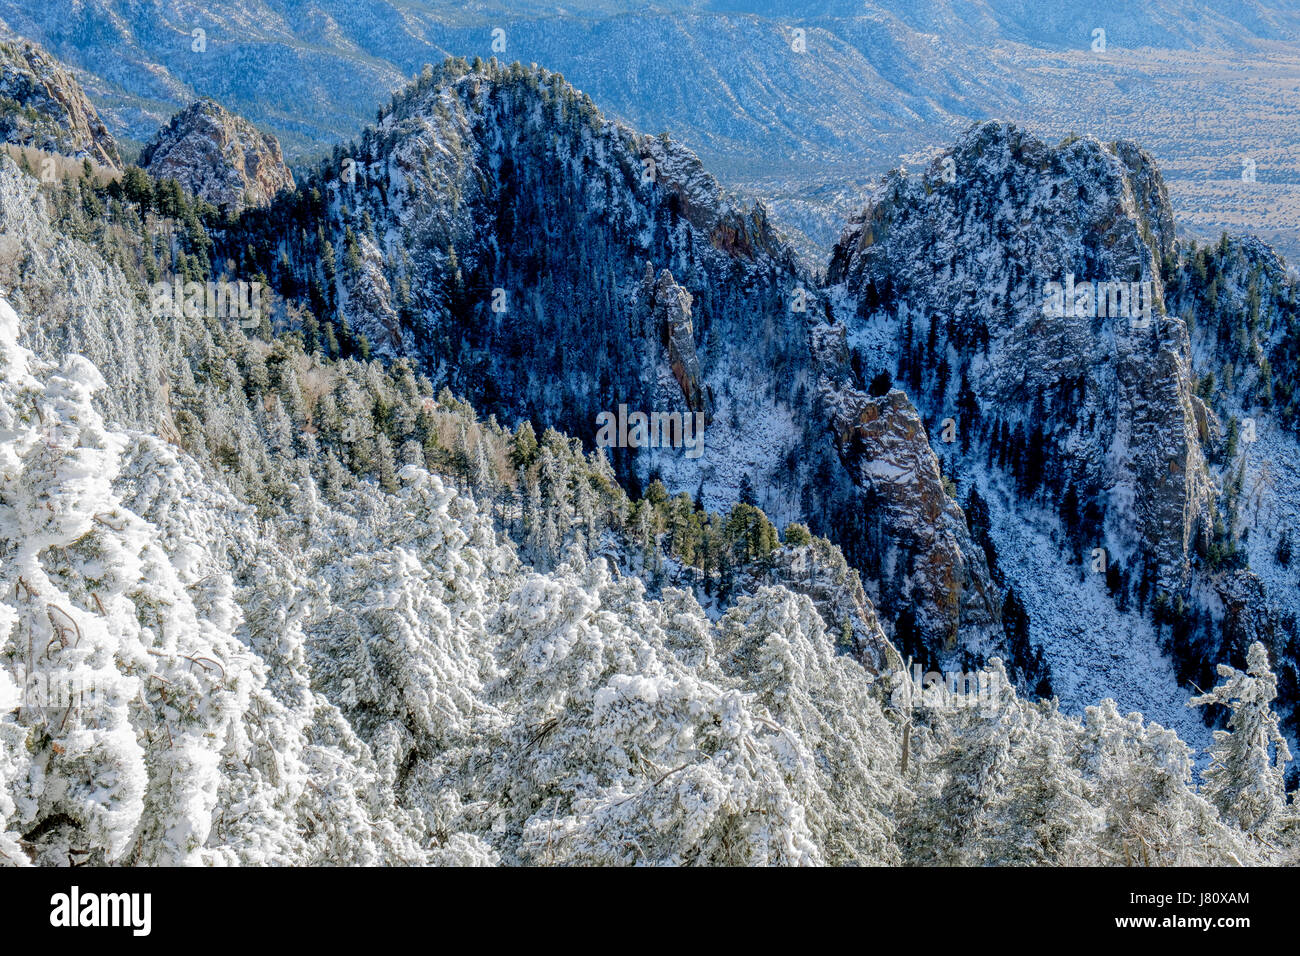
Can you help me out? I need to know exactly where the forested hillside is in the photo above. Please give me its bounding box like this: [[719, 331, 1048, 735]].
[[0, 47, 1298, 866]]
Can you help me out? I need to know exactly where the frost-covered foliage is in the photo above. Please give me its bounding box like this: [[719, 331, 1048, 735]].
[[898, 669, 1262, 866], [2, 62, 1299, 866], [1, 287, 1295, 865], [1191, 642, 1293, 838], [0, 295, 426, 865]]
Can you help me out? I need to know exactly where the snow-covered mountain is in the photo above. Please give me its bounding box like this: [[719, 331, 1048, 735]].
[[823, 120, 1300, 748], [139, 98, 295, 211], [0, 26, 1297, 867], [0, 26, 118, 169], [220, 61, 1300, 742], [6, 0, 1300, 264]]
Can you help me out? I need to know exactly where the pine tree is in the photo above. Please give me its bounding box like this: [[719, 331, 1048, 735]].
[[1191, 642, 1293, 837], [375, 432, 400, 494], [738, 473, 757, 506]]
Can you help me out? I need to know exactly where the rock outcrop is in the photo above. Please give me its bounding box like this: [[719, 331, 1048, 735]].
[[635, 132, 786, 262], [0, 30, 119, 168], [826, 383, 1001, 660], [645, 266, 711, 418], [828, 121, 1214, 590], [140, 99, 294, 211], [339, 231, 406, 359]]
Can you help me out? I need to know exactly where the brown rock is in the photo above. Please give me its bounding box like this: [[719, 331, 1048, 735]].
[[141, 99, 294, 211]]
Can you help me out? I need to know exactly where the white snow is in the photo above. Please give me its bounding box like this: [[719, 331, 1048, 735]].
[[970, 466, 1212, 753]]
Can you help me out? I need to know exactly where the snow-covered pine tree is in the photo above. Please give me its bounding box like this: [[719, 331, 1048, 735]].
[[1191, 641, 1293, 838]]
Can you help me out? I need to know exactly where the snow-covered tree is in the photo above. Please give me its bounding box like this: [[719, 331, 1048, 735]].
[[1076, 699, 1256, 865], [1191, 641, 1293, 838], [715, 588, 902, 863]]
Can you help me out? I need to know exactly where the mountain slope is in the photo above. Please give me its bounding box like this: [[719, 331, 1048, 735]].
[[826, 120, 1300, 749], [0, 45, 1297, 863], [0, 27, 119, 168], [7, 1, 1300, 264]]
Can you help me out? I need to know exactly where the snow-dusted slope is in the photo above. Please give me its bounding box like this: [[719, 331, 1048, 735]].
[[974, 469, 1210, 751], [0, 44, 1296, 865], [0, 187, 1283, 865], [0, 27, 118, 168], [234, 60, 833, 529], [826, 120, 1300, 752]]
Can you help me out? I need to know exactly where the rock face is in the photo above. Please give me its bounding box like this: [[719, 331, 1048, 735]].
[[1217, 571, 1274, 656], [634, 132, 784, 262], [807, 308, 1001, 666], [828, 121, 1214, 591], [827, 383, 1001, 660], [339, 230, 405, 356], [645, 266, 710, 418], [140, 99, 294, 210], [0, 31, 119, 168]]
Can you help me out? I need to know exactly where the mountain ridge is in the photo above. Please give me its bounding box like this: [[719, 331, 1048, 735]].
[[7, 1, 1300, 264], [1, 34, 1299, 866]]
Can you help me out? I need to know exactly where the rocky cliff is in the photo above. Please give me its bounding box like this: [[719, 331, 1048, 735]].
[[829, 386, 1001, 658], [828, 121, 1214, 592], [140, 99, 294, 210], [0, 30, 119, 168], [645, 266, 711, 419]]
